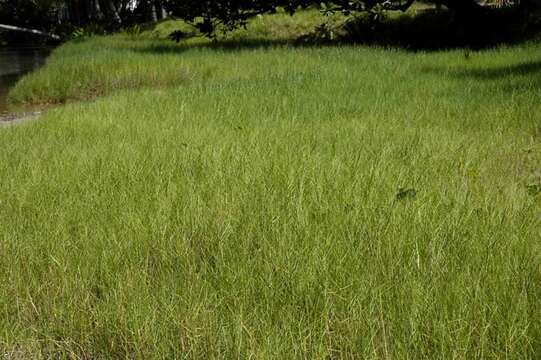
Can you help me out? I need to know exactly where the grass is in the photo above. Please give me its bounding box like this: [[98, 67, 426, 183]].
[[2, 9, 541, 359], [8, 9, 343, 106]]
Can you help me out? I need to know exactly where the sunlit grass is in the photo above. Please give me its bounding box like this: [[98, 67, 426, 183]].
[[2, 10, 541, 359]]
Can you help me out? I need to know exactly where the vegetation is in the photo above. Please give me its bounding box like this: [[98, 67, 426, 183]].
[[162, 0, 490, 37], [1, 0, 539, 43], [2, 8, 541, 360], [0, 0, 168, 43]]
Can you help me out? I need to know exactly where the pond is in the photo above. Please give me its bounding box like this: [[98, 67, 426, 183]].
[[0, 47, 50, 115]]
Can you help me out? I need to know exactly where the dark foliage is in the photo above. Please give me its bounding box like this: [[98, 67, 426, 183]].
[[162, 0, 539, 37], [163, 0, 422, 37], [0, 0, 169, 43], [1, 0, 539, 45], [334, 5, 541, 50]]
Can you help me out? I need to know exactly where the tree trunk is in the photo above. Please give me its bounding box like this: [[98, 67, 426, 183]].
[[0, 24, 60, 39], [155, 1, 168, 20], [150, 3, 158, 22], [438, 0, 485, 46], [99, 0, 122, 26], [435, 0, 484, 27], [84, 0, 104, 22], [439, 0, 483, 14], [161, 5, 168, 19]]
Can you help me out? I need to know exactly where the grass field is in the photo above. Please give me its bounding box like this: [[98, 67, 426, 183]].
[[2, 10, 541, 359]]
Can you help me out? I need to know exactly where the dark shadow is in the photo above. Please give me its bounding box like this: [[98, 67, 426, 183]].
[[337, 6, 541, 51], [455, 61, 541, 80], [135, 38, 316, 55], [421, 59, 541, 95], [421, 60, 541, 80]]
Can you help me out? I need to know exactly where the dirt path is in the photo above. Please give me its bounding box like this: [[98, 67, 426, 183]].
[[0, 111, 42, 127]]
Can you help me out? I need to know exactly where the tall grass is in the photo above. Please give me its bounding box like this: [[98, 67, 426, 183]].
[[2, 11, 541, 358], [8, 9, 344, 106]]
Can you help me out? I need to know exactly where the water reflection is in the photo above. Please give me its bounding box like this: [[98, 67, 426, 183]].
[[0, 47, 50, 114]]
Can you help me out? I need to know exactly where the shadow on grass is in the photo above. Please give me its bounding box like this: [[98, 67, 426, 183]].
[[335, 6, 541, 50], [135, 38, 315, 56], [456, 61, 541, 79], [134, 6, 541, 55], [422, 59, 541, 95], [422, 60, 541, 80]]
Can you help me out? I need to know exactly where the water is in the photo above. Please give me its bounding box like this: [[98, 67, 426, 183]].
[[0, 47, 50, 114]]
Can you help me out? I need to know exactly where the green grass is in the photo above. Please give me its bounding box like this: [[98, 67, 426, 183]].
[[8, 9, 344, 106], [2, 10, 541, 359]]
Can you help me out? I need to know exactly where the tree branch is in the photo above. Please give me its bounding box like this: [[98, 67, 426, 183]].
[[381, 0, 416, 12], [0, 24, 60, 40]]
